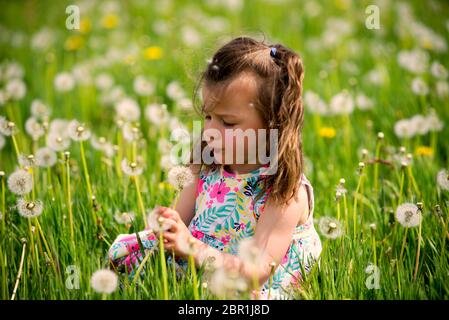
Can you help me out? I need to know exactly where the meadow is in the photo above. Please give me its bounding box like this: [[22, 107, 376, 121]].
[[0, 0, 448, 300]]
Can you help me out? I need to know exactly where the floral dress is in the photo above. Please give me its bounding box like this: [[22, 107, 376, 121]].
[[108, 164, 322, 300]]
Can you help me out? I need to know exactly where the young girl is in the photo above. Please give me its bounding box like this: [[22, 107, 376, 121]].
[[108, 36, 322, 299]]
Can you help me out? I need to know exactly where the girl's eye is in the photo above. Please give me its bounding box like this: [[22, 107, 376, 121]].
[[222, 120, 235, 127]]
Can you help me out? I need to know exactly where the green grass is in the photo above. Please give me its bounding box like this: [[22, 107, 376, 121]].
[[0, 0, 448, 299]]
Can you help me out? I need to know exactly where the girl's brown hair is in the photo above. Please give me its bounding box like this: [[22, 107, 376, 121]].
[[190, 36, 305, 206]]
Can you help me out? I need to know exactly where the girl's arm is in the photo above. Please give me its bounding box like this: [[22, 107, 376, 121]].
[[170, 163, 201, 226], [188, 183, 310, 286]]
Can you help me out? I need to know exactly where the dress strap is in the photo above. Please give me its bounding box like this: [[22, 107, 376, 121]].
[[300, 174, 314, 220]]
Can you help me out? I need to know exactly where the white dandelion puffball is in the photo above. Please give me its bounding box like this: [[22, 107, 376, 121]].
[[121, 158, 143, 176], [54, 72, 75, 92], [166, 81, 186, 101], [95, 73, 114, 91], [5, 78, 26, 100], [115, 97, 140, 122], [237, 238, 265, 273], [430, 61, 448, 79], [25, 117, 45, 140], [197, 247, 225, 271], [30, 99, 50, 118], [49, 118, 70, 137], [146, 208, 173, 232], [145, 103, 169, 125], [17, 198, 43, 218], [355, 94, 374, 111], [426, 110, 444, 132], [395, 203, 422, 228], [167, 165, 194, 191], [7, 169, 33, 195], [19, 154, 36, 168], [318, 216, 343, 239], [329, 91, 354, 115], [209, 267, 248, 299], [397, 49, 429, 74], [410, 114, 430, 135], [0, 117, 18, 136], [436, 169, 449, 191], [133, 75, 155, 96], [46, 133, 71, 152], [90, 269, 118, 294], [114, 211, 135, 224], [35, 147, 57, 168], [411, 77, 429, 96], [304, 91, 328, 115], [394, 119, 415, 139], [175, 234, 198, 257], [67, 120, 91, 141]]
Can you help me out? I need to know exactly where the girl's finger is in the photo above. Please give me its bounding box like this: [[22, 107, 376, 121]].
[[163, 232, 177, 242]]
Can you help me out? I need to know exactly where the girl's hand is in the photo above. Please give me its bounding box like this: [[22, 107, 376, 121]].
[[153, 206, 194, 259]]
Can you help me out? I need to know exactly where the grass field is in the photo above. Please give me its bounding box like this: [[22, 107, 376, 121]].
[[0, 0, 448, 300]]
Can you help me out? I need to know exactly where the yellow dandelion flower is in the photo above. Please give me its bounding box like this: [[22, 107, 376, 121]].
[[319, 127, 336, 139], [415, 146, 433, 157], [80, 18, 92, 34], [101, 13, 119, 29], [143, 46, 163, 60], [64, 35, 84, 51]]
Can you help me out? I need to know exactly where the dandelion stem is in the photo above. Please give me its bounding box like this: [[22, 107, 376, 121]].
[[337, 200, 341, 221], [353, 174, 364, 240], [373, 139, 382, 192], [133, 176, 147, 228], [131, 249, 152, 286], [343, 193, 349, 234], [398, 168, 405, 206], [189, 253, 199, 300], [79, 141, 96, 225], [35, 219, 56, 271], [407, 166, 420, 198], [159, 231, 169, 299], [371, 230, 377, 266], [399, 227, 408, 263], [66, 157, 74, 242], [413, 216, 422, 280], [11, 135, 20, 163], [11, 241, 26, 300]]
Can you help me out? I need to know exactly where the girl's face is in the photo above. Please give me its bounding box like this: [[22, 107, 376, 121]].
[[202, 71, 267, 166]]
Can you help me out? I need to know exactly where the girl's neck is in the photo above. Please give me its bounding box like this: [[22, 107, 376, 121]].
[[224, 163, 265, 175]]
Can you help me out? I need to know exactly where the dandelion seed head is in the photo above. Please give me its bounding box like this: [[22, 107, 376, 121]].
[[68, 120, 91, 141], [35, 147, 57, 168], [25, 117, 45, 140], [17, 198, 43, 218], [120, 158, 143, 176], [90, 269, 118, 294], [209, 267, 248, 299], [54, 72, 75, 92], [115, 97, 140, 122], [436, 169, 449, 191], [46, 133, 71, 151], [0, 117, 18, 136], [318, 216, 343, 239], [167, 165, 194, 191], [18, 154, 36, 167], [30, 99, 50, 119], [114, 211, 135, 224], [7, 169, 33, 195], [395, 203, 422, 228], [146, 208, 172, 232]]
